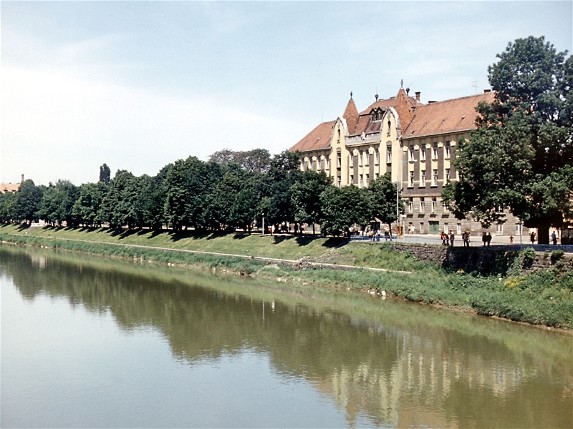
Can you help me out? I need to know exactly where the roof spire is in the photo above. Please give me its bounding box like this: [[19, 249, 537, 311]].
[[401, 79, 404, 89], [350, 91, 353, 99]]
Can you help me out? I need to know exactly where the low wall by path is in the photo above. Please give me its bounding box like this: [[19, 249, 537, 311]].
[[388, 243, 573, 274]]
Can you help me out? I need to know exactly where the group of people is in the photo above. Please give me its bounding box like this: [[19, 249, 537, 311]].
[[482, 231, 492, 247], [368, 228, 393, 242], [440, 230, 488, 247]]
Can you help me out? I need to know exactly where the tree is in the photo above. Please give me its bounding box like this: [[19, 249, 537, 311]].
[[368, 173, 403, 229], [72, 182, 107, 227], [0, 192, 16, 223], [13, 179, 43, 224], [99, 170, 139, 229], [99, 163, 111, 184], [290, 171, 331, 234], [209, 148, 271, 174], [443, 36, 573, 243], [320, 185, 372, 237], [37, 180, 79, 227], [262, 150, 302, 229]]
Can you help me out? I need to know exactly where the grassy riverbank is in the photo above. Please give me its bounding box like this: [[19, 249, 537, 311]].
[[1, 224, 572, 330]]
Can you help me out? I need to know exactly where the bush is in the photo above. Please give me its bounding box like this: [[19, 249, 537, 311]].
[[550, 250, 564, 265]]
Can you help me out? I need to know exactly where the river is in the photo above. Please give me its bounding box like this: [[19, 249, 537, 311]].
[[1, 246, 572, 428]]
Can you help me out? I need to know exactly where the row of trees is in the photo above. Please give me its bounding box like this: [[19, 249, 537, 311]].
[[0, 152, 402, 236]]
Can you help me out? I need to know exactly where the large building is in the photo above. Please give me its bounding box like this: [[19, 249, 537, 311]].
[[290, 86, 523, 237]]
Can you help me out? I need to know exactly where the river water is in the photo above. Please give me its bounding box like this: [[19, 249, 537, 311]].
[[1, 246, 572, 428]]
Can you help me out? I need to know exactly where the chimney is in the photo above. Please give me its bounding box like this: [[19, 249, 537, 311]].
[[484, 89, 491, 93], [415, 91, 421, 102]]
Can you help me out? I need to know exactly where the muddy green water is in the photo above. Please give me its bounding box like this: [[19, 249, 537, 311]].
[[1, 246, 572, 428]]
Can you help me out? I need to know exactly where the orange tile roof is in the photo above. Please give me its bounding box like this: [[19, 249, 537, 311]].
[[290, 120, 335, 152], [403, 92, 495, 139], [342, 97, 359, 135]]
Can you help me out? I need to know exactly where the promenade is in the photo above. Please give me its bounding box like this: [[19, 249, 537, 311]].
[[352, 233, 573, 254]]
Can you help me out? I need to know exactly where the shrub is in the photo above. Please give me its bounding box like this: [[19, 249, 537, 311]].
[[550, 250, 564, 265]]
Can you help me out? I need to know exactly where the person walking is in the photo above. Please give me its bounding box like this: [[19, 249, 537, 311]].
[[530, 231, 536, 244], [449, 231, 455, 247], [551, 230, 558, 245]]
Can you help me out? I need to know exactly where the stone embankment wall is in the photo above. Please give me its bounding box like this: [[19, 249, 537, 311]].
[[391, 243, 573, 274]]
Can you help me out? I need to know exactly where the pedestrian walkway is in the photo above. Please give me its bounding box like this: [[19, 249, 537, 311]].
[[353, 233, 573, 254]]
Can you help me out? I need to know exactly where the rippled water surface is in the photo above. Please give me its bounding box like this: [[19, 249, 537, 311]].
[[1, 246, 572, 428]]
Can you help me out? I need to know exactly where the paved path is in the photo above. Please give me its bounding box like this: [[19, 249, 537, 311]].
[[352, 234, 573, 254]]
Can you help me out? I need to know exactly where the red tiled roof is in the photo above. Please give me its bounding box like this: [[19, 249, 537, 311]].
[[342, 98, 359, 135], [290, 120, 335, 152], [403, 92, 495, 139]]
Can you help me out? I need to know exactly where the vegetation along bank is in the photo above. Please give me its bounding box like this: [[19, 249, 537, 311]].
[[1, 224, 572, 331]]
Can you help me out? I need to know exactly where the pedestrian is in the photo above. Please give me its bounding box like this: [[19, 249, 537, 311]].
[[509, 234, 514, 244], [530, 231, 536, 244], [449, 231, 455, 247], [551, 231, 557, 245], [486, 232, 492, 247], [464, 231, 471, 247], [482, 232, 487, 247]]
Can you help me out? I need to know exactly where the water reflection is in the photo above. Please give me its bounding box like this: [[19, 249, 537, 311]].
[[1, 246, 572, 428]]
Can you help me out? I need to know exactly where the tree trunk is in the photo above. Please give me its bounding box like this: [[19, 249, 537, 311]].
[[537, 223, 550, 244]]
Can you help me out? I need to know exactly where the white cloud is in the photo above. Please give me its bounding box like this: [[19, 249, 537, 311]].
[[1, 66, 299, 185]]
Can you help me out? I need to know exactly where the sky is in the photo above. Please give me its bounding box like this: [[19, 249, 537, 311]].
[[1, 1, 572, 186]]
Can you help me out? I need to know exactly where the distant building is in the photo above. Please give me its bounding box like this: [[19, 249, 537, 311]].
[[290, 86, 523, 237], [0, 174, 24, 194]]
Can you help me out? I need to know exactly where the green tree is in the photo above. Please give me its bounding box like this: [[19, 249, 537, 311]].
[[37, 180, 79, 227], [13, 179, 43, 224], [443, 36, 573, 243], [0, 192, 16, 223], [72, 182, 107, 227], [99, 163, 111, 184], [320, 185, 372, 237], [99, 170, 139, 229], [290, 171, 331, 234], [262, 150, 302, 230], [368, 173, 403, 230]]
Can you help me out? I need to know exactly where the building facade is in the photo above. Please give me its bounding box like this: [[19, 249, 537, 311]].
[[290, 86, 524, 237]]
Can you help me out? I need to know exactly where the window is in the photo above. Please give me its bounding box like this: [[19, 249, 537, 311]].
[[445, 168, 450, 182], [326, 158, 330, 170], [386, 146, 392, 163], [359, 174, 363, 187], [445, 141, 451, 159], [374, 151, 379, 165], [421, 146, 426, 161], [337, 154, 341, 168], [432, 169, 438, 186], [432, 142, 438, 160], [350, 174, 354, 184], [420, 197, 426, 212], [387, 120, 391, 136], [431, 197, 437, 213], [409, 145, 415, 161], [496, 223, 504, 234], [349, 154, 353, 168], [363, 151, 369, 166], [408, 198, 413, 214], [420, 170, 426, 187], [337, 176, 341, 187], [365, 174, 369, 187], [409, 171, 414, 187], [443, 202, 449, 213]]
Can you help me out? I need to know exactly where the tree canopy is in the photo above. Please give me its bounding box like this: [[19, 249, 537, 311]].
[[443, 36, 573, 243]]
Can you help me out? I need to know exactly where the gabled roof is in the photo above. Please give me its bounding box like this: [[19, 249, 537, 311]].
[[290, 120, 335, 152], [403, 92, 495, 139]]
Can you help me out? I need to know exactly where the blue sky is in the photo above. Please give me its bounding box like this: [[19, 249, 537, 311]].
[[2, 1, 572, 186]]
